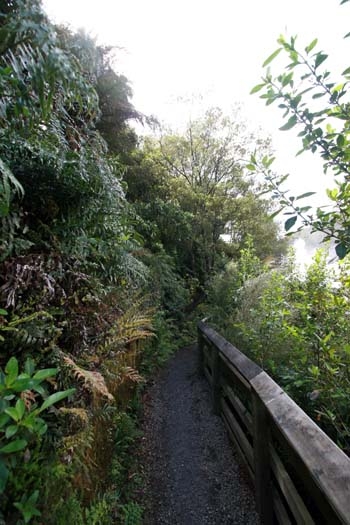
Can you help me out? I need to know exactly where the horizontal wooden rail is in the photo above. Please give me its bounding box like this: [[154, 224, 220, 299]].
[[197, 321, 350, 525]]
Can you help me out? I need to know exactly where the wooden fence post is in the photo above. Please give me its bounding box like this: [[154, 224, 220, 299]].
[[252, 390, 273, 524], [198, 327, 204, 375], [211, 347, 221, 415]]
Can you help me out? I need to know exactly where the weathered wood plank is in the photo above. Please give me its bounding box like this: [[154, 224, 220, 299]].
[[203, 366, 212, 385], [222, 382, 253, 435], [220, 353, 252, 393], [198, 322, 262, 381], [270, 444, 315, 524], [197, 329, 205, 375], [252, 389, 273, 524], [203, 347, 212, 375], [203, 344, 211, 362], [250, 370, 284, 404], [273, 486, 293, 525], [221, 398, 254, 470], [211, 347, 221, 415], [221, 409, 255, 483], [207, 344, 215, 368], [201, 335, 215, 364], [251, 371, 350, 524]]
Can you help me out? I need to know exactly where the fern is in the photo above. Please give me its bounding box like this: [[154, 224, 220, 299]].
[[99, 297, 155, 355], [62, 354, 114, 405]]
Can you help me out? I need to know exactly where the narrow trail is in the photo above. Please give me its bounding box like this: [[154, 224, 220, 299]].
[[141, 345, 260, 525]]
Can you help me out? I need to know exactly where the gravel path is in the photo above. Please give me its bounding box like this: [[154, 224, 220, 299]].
[[141, 344, 260, 525]]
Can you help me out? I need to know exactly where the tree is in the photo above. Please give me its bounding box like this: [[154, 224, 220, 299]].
[[159, 107, 249, 195], [159, 108, 285, 269], [251, 0, 350, 258], [125, 108, 286, 288], [56, 28, 143, 157], [0, 2, 147, 285]]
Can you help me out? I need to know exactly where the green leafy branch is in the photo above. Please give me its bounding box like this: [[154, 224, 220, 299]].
[[251, 9, 350, 258], [0, 356, 75, 521]]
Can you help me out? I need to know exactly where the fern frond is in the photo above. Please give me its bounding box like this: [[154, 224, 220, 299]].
[[120, 366, 144, 384], [99, 296, 155, 355], [20, 389, 36, 410], [62, 355, 114, 405]]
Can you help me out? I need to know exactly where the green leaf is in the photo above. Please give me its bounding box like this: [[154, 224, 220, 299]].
[[39, 388, 75, 413], [0, 414, 10, 428], [269, 208, 283, 219], [0, 159, 24, 218], [0, 309, 7, 315], [312, 92, 326, 99], [263, 48, 282, 67], [24, 358, 35, 377], [342, 66, 350, 75], [335, 242, 347, 259], [250, 83, 265, 94], [28, 490, 40, 505], [285, 216, 297, 231], [33, 368, 57, 381], [326, 188, 338, 201], [262, 155, 275, 168], [305, 38, 318, 54], [296, 192, 316, 200], [315, 53, 328, 68], [11, 378, 36, 392], [14, 490, 41, 523], [5, 425, 18, 439], [15, 398, 25, 420], [337, 134, 345, 147], [5, 357, 18, 386], [0, 439, 27, 453], [5, 407, 20, 422], [37, 420, 48, 435], [33, 384, 45, 396], [279, 115, 297, 131]]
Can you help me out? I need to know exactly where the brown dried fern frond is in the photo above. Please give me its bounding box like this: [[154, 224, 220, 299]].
[[20, 390, 36, 410], [119, 365, 144, 384], [63, 355, 114, 406]]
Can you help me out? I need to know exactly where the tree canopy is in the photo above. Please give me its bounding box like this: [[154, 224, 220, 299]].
[[125, 109, 285, 289]]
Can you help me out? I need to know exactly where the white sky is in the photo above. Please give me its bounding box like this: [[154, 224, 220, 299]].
[[43, 0, 350, 208]]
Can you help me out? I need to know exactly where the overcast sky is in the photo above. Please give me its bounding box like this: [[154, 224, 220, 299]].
[[43, 0, 350, 208]]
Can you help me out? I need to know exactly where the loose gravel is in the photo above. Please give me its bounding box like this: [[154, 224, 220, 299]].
[[141, 344, 260, 525]]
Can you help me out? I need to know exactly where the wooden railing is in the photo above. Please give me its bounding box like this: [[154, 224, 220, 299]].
[[198, 321, 350, 525]]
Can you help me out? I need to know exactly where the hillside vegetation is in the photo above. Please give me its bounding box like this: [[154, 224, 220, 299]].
[[0, 1, 285, 522]]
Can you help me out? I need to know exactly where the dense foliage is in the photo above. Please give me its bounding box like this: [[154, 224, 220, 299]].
[[125, 110, 285, 300], [205, 245, 350, 452], [0, 1, 284, 522], [0, 1, 151, 522]]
